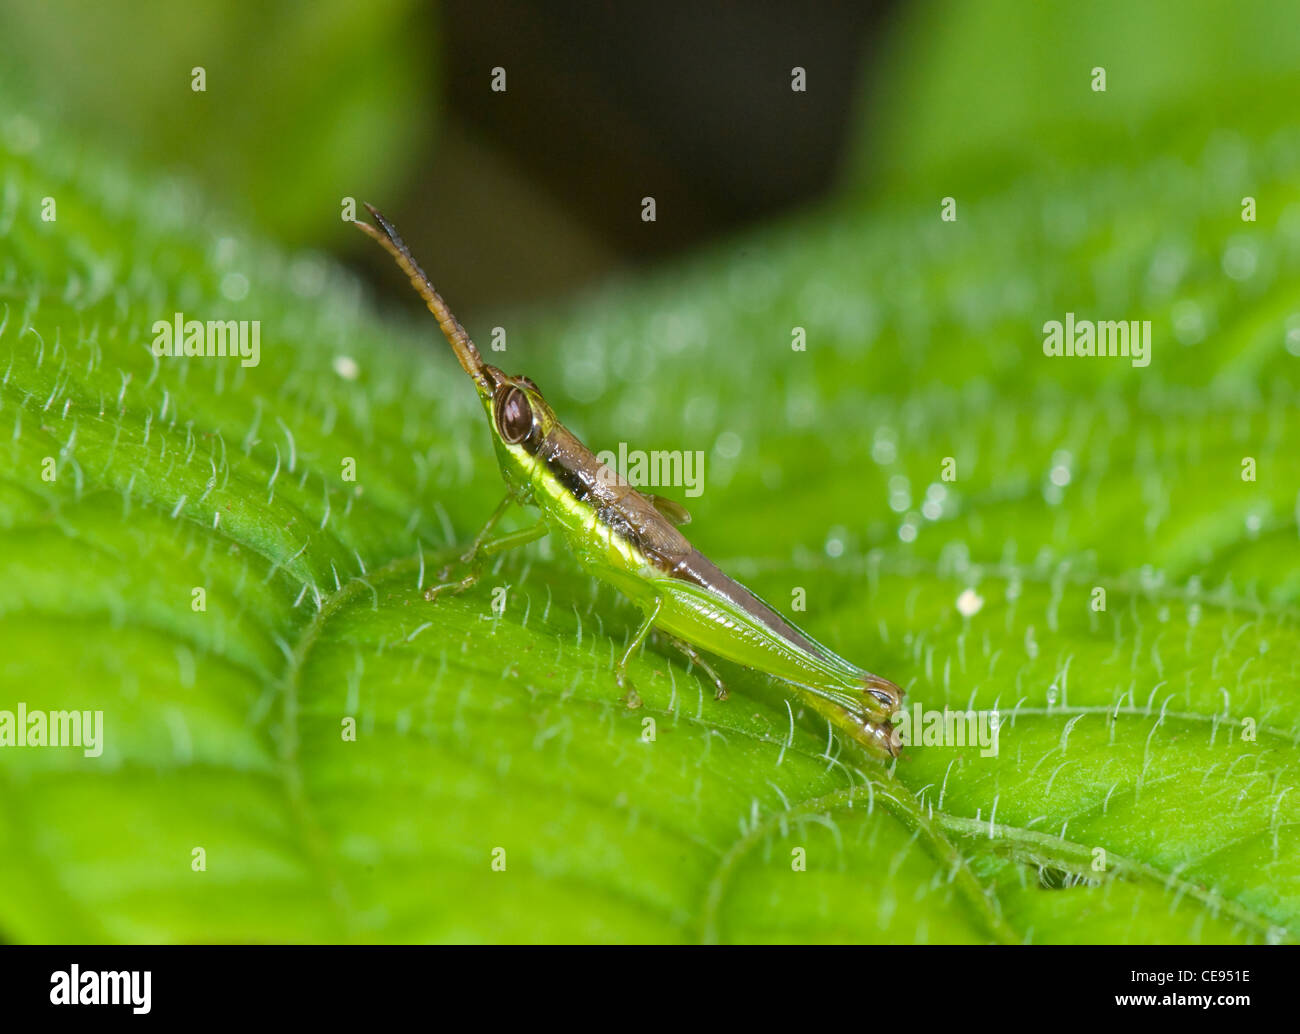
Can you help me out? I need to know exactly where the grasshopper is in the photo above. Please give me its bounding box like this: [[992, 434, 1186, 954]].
[[355, 205, 904, 759]]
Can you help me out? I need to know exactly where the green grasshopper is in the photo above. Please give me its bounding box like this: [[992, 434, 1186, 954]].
[[355, 205, 904, 759]]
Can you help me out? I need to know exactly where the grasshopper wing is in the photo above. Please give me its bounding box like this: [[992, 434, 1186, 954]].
[[645, 494, 691, 526]]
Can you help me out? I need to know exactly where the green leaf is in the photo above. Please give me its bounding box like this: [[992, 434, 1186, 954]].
[[851, 0, 1300, 197], [2, 45, 1299, 942], [0, 0, 436, 247]]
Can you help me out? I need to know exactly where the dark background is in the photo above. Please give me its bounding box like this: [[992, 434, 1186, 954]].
[[356, 0, 898, 308]]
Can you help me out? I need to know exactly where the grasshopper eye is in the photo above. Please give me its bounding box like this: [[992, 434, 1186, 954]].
[[496, 386, 534, 444]]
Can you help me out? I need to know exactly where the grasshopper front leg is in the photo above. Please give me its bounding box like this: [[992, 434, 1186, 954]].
[[425, 495, 548, 602], [436, 493, 512, 579]]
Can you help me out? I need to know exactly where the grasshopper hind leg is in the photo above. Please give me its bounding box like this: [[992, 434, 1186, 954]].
[[661, 635, 729, 701]]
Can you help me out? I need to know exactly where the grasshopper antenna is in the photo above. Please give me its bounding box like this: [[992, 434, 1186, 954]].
[[354, 203, 492, 393]]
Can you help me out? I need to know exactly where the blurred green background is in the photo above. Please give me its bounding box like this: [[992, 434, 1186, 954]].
[[1, 1, 1299, 944]]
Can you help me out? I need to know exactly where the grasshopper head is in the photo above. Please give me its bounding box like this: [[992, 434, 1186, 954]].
[[481, 368, 546, 445], [480, 368, 560, 498]]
